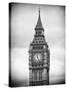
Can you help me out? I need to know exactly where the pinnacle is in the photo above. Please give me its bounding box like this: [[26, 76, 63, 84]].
[[35, 8, 43, 30]]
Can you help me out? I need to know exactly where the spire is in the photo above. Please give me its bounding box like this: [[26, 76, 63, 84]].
[[39, 7, 40, 15], [35, 7, 44, 30]]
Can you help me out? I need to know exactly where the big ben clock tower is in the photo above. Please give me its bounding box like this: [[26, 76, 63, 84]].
[[29, 8, 50, 86]]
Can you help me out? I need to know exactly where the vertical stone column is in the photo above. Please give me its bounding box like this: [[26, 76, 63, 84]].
[[42, 69, 47, 80], [29, 69, 32, 82], [32, 70, 34, 81], [47, 69, 49, 84], [37, 70, 39, 81]]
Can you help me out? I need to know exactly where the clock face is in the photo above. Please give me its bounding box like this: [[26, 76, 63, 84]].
[[33, 53, 42, 62]]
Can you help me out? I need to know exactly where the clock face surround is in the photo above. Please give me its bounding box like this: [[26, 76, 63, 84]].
[[33, 53, 42, 62]]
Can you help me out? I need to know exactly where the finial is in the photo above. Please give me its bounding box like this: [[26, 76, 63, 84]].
[[39, 7, 40, 14]]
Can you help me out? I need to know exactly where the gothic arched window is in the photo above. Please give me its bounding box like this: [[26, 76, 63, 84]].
[[39, 70, 42, 80], [34, 71, 37, 80]]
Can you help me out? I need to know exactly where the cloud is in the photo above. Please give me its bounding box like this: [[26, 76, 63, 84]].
[[11, 48, 29, 82]]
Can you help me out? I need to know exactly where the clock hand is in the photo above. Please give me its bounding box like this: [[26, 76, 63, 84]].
[[37, 56, 38, 59], [37, 56, 39, 59], [37, 55, 39, 60]]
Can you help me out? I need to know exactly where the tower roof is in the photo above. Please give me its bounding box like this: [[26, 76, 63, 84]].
[[35, 8, 44, 30]]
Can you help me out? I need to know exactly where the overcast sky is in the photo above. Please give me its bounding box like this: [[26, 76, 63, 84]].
[[10, 3, 65, 86], [11, 3, 65, 48]]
